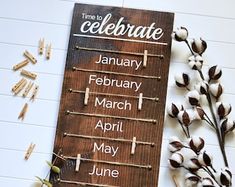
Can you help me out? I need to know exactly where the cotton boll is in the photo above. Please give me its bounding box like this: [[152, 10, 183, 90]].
[[195, 81, 209, 95], [198, 151, 213, 166], [168, 136, 184, 152], [186, 90, 200, 106], [186, 158, 201, 171], [216, 102, 232, 119], [217, 167, 232, 186], [168, 152, 184, 169], [167, 103, 184, 118], [185, 173, 200, 187], [188, 55, 204, 70], [172, 27, 188, 42], [220, 119, 235, 134], [192, 38, 207, 55], [177, 110, 193, 126], [209, 83, 223, 100], [193, 107, 205, 120], [208, 65, 222, 81], [200, 178, 215, 187], [189, 136, 205, 153], [174, 73, 190, 88]]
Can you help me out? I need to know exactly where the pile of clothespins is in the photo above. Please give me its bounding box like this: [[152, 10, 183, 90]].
[[11, 38, 51, 121], [11, 38, 52, 161]]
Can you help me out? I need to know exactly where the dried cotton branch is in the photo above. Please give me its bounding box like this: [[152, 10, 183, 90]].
[[168, 27, 235, 187]]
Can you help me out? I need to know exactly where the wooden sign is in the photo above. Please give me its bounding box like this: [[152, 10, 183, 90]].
[[50, 3, 174, 187]]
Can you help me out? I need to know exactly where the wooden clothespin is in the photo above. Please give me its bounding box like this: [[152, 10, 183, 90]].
[[30, 85, 39, 101], [22, 81, 34, 97], [23, 50, 37, 64], [38, 38, 44, 55], [24, 142, 36, 160], [12, 79, 27, 95], [172, 175, 180, 187], [75, 154, 81, 172], [21, 69, 37, 80], [138, 93, 143, 110], [13, 59, 29, 71], [131, 137, 137, 155], [18, 103, 28, 120], [84, 87, 90, 105], [12, 78, 26, 93], [14, 80, 27, 95], [143, 50, 148, 67], [46, 43, 52, 60]]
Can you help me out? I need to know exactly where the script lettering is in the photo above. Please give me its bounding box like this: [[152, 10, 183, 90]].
[[80, 13, 164, 40]]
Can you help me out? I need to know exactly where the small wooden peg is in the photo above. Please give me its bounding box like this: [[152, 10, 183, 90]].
[[39, 38, 44, 55], [172, 175, 179, 187], [18, 103, 28, 121], [75, 154, 81, 172], [14, 79, 27, 95], [22, 81, 34, 97], [23, 50, 37, 64], [30, 85, 39, 101], [84, 87, 90, 105], [46, 43, 52, 60], [13, 59, 29, 71], [21, 69, 37, 80], [138, 93, 143, 110], [24, 143, 36, 160], [143, 50, 148, 67], [131, 137, 137, 155], [12, 78, 26, 92]]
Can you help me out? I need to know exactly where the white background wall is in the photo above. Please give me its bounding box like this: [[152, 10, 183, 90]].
[[0, 0, 235, 186]]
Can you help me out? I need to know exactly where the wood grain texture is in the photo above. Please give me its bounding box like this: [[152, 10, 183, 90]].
[[50, 3, 174, 187]]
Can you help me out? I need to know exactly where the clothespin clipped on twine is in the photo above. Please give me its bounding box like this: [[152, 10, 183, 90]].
[[131, 137, 137, 155], [143, 50, 148, 67], [138, 93, 143, 110], [75, 154, 81, 172], [84, 87, 90, 105]]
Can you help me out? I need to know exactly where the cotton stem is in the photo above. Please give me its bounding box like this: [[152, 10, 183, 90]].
[[206, 93, 229, 167]]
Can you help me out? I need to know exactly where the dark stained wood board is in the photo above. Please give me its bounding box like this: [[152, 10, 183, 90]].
[[50, 3, 174, 187]]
